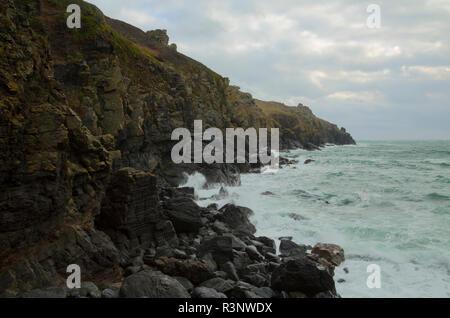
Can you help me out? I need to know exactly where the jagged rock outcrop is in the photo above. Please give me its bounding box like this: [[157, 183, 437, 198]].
[[0, 0, 351, 297]]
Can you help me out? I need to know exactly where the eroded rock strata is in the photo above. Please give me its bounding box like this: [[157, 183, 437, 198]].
[[0, 0, 352, 297]]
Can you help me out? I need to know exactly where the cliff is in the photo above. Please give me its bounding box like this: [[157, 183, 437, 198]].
[[0, 0, 351, 297]]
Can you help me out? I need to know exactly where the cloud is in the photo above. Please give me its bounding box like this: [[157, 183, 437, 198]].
[[401, 65, 450, 80], [87, 0, 450, 140]]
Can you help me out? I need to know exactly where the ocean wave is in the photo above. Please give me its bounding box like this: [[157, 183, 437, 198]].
[[426, 192, 450, 201]]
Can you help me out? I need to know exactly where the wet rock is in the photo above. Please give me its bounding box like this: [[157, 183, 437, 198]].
[[119, 270, 190, 298], [271, 257, 336, 297], [261, 191, 274, 196], [304, 159, 315, 164], [287, 213, 307, 221]]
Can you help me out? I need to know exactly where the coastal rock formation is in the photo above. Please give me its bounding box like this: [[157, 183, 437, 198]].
[[0, 0, 351, 297]]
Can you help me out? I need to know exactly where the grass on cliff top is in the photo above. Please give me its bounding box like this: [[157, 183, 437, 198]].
[[48, 0, 159, 64]]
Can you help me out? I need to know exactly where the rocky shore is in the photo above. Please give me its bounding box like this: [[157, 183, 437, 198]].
[[0, 0, 351, 297], [17, 167, 345, 298]]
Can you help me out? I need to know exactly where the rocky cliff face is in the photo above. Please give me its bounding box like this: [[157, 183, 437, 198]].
[[0, 0, 351, 297]]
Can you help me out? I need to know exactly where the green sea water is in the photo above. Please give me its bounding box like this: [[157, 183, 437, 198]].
[[193, 140, 450, 297]]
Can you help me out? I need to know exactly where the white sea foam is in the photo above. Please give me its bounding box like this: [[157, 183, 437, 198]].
[[185, 141, 450, 297]]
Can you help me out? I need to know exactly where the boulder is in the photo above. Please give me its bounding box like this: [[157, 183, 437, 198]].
[[279, 239, 308, 258], [310, 243, 345, 266], [119, 270, 190, 298], [164, 197, 204, 233], [152, 257, 214, 285], [200, 278, 235, 293], [198, 236, 233, 265], [271, 257, 336, 297], [192, 287, 227, 298], [217, 204, 256, 235]]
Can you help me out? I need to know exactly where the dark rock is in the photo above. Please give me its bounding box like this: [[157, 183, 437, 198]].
[[198, 236, 233, 265], [261, 191, 274, 196], [256, 236, 276, 252], [96, 168, 162, 250], [101, 287, 120, 298], [192, 287, 227, 298], [271, 258, 336, 297], [200, 278, 235, 293], [155, 220, 179, 247], [217, 204, 256, 235], [225, 281, 261, 298], [304, 159, 315, 164], [243, 273, 268, 287], [279, 240, 308, 258], [220, 261, 239, 281], [152, 257, 214, 285], [253, 287, 275, 298], [119, 270, 190, 298], [265, 252, 281, 263], [164, 197, 204, 233], [124, 266, 141, 277], [245, 245, 265, 261], [287, 213, 307, 221], [173, 276, 194, 292]]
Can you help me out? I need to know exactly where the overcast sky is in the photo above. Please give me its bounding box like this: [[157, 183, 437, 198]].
[[88, 0, 450, 140]]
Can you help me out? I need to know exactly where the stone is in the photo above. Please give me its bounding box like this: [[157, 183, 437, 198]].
[[220, 261, 239, 281], [200, 278, 235, 293], [152, 257, 214, 285], [279, 239, 307, 258], [271, 258, 336, 297], [198, 236, 233, 265], [164, 196, 204, 233], [216, 204, 256, 235], [310, 243, 345, 266], [192, 287, 227, 298], [119, 270, 190, 298]]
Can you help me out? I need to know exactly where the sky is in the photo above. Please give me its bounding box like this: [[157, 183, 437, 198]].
[[88, 0, 450, 140]]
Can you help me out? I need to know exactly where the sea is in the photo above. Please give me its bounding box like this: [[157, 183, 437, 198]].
[[182, 141, 450, 298]]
